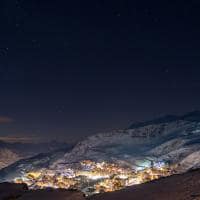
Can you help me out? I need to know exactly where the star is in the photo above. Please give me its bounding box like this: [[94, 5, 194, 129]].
[[0, 48, 9, 56], [165, 69, 169, 73], [163, 67, 169, 74]]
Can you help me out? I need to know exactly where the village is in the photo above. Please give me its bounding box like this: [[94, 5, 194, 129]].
[[14, 159, 175, 196]]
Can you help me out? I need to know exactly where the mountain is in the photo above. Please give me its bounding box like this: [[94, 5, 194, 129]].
[[0, 147, 72, 182], [52, 111, 200, 172], [1, 111, 200, 195], [0, 148, 22, 169], [0, 140, 73, 170], [129, 111, 200, 129]]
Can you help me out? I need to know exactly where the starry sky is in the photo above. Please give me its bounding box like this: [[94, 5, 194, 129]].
[[0, 0, 200, 142]]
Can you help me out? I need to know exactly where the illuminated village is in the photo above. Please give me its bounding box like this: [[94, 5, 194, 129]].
[[14, 159, 176, 196]]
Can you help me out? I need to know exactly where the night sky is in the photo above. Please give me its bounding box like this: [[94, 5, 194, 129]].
[[0, 0, 200, 142]]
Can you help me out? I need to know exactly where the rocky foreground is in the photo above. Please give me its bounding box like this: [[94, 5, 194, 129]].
[[0, 182, 85, 200], [1, 169, 200, 200], [90, 169, 200, 200]]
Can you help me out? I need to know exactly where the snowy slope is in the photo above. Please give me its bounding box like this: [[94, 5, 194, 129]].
[[1, 111, 200, 181], [0, 140, 72, 170], [0, 148, 22, 169], [52, 111, 200, 171]]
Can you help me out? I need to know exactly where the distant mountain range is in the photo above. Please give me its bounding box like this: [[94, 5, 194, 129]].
[[1, 111, 200, 192], [0, 140, 73, 170]]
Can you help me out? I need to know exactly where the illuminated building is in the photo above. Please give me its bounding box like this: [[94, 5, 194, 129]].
[[14, 159, 175, 196]]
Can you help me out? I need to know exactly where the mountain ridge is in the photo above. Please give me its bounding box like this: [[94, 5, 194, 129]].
[[1, 111, 200, 195], [129, 110, 200, 129]]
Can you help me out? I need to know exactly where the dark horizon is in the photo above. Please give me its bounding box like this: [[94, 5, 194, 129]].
[[1, 0, 200, 142]]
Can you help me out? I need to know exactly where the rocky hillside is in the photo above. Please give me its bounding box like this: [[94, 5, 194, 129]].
[[0, 182, 85, 200], [0, 149, 22, 169]]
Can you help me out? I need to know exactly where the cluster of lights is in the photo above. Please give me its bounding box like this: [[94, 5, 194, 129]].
[[14, 160, 174, 196]]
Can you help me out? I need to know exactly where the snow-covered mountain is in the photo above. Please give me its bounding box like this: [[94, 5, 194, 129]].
[[0, 140, 72, 170], [1, 111, 200, 181], [52, 111, 200, 172], [0, 148, 22, 169]]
